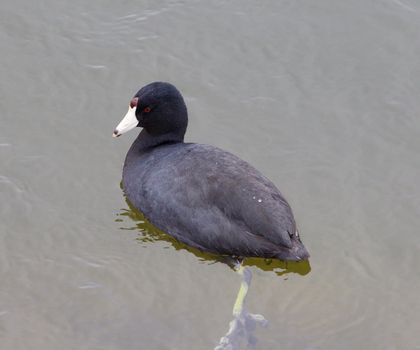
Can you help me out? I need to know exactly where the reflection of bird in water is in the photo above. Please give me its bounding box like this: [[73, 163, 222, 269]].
[[117, 203, 311, 277], [113, 81, 310, 349]]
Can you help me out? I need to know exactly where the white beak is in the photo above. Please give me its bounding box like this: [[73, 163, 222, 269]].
[[113, 106, 138, 137]]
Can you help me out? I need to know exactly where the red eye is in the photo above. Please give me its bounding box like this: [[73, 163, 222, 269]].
[[143, 107, 151, 113]]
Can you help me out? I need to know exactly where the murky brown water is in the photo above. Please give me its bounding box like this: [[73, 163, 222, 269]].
[[1, 0, 420, 349]]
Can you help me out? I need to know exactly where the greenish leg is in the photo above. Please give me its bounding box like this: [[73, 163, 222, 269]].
[[214, 262, 268, 350]]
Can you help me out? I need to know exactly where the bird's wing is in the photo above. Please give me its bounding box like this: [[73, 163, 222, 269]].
[[135, 144, 295, 252]]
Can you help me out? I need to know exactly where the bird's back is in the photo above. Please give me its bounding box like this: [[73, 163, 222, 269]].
[[123, 143, 307, 260]]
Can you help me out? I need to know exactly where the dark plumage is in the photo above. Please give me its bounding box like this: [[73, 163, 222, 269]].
[[115, 82, 309, 261]]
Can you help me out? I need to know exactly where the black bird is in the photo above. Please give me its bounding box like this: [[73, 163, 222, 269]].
[[113, 82, 309, 261]]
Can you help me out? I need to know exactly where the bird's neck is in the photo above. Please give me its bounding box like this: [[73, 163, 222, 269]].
[[126, 129, 184, 161]]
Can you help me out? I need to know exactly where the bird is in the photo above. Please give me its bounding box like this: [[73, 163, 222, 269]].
[[113, 82, 309, 262]]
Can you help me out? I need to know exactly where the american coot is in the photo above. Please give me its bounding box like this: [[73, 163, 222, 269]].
[[113, 82, 309, 262]]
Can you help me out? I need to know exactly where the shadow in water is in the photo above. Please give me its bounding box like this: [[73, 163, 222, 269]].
[[116, 198, 311, 349], [116, 199, 311, 276]]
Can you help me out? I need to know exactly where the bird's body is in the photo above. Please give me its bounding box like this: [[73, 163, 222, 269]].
[[115, 82, 309, 261]]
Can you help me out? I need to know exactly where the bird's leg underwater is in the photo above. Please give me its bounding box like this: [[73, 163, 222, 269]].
[[218, 256, 243, 270], [214, 261, 268, 350], [232, 263, 251, 317]]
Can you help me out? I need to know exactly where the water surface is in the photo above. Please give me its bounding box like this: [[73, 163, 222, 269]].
[[1, 0, 420, 349]]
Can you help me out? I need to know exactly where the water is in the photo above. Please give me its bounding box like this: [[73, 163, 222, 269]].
[[1, 0, 420, 349]]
